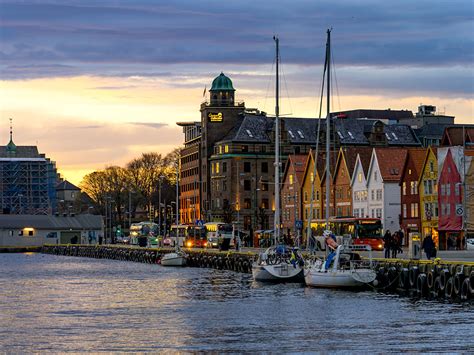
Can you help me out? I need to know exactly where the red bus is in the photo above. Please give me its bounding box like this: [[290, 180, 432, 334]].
[[310, 217, 384, 251]]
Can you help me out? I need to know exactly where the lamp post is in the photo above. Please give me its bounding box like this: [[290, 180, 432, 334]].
[[158, 175, 164, 237]]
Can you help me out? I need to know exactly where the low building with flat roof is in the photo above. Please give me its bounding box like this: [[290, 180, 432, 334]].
[[0, 214, 103, 247]]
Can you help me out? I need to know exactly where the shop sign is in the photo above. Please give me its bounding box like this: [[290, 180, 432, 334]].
[[208, 112, 223, 122]]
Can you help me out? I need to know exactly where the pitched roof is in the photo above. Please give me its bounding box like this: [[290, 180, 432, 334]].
[[282, 154, 307, 187], [56, 180, 80, 191], [339, 146, 373, 178], [374, 148, 407, 182], [332, 109, 414, 120], [400, 148, 428, 182], [0, 145, 41, 158], [441, 126, 474, 146]]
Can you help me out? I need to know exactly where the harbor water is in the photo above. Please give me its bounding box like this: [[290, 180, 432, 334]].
[[1, 253, 472, 353]]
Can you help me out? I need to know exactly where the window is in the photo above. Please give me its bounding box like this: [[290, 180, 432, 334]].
[[371, 209, 375, 218], [241, 145, 248, 152], [403, 204, 407, 218], [244, 180, 251, 191], [223, 180, 227, 191], [244, 162, 251, 172], [374, 171, 378, 181], [244, 198, 251, 209], [446, 203, 450, 215], [429, 161, 434, 172], [446, 184, 451, 196], [246, 129, 254, 138], [358, 173, 362, 183], [376, 208, 382, 218], [371, 190, 375, 200], [225, 145, 229, 153], [304, 191, 308, 202], [219, 146, 222, 154], [316, 191, 320, 201], [216, 198, 220, 208], [354, 208, 359, 218], [455, 184, 460, 196], [223, 162, 227, 173], [261, 198, 269, 209], [261, 162, 268, 173], [424, 180, 428, 195], [261, 181, 268, 191], [376, 189, 382, 201], [360, 208, 365, 217], [410, 181, 416, 195], [408, 169, 412, 175], [402, 182, 406, 195], [411, 203, 418, 218], [289, 174, 293, 185], [440, 184, 446, 196], [215, 162, 219, 174], [211, 163, 215, 174], [310, 172, 314, 182]]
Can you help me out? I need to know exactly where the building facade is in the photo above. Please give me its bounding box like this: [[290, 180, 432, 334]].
[[0, 134, 57, 215]]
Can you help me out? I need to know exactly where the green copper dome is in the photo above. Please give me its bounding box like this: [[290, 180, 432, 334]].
[[6, 138, 16, 153], [210, 72, 235, 91]]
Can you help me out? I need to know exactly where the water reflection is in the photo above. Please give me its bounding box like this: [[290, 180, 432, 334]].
[[0, 253, 472, 352]]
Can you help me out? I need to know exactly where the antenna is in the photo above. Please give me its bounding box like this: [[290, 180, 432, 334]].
[[9, 117, 13, 141]]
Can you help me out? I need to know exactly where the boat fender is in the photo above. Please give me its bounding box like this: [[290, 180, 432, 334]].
[[439, 269, 450, 291], [460, 278, 470, 300], [409, 266, 419, 288], [416, 273, 427, 297], [399, 268, 409, 289], [445, 276, 454, 299], [453, 272, 465, 296]]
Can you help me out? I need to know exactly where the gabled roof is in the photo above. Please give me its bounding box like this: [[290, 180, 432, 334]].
[[301, 149, 325, 188], [399, 148, 428, 184], [440, 126, 474, 146], [418, 146, 438, 184], [336, 146, 373, 181], [56, 180, 80, 191], [371, 148, 407, 182], [0, 145, 41, 158], [281, 154, 308, 187]]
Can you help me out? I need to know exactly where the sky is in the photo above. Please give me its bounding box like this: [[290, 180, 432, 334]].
[[0, 0, 473, 185]]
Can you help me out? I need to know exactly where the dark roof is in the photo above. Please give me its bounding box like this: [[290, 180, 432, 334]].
[[332, 109, 414, 120], [441, 126, 474, 146], [415, 123, 456, 139], [56, 180, 80, 191], [0, 145, 40, 158], [0, 214, 103, 229], [220, 115, 420, 147]]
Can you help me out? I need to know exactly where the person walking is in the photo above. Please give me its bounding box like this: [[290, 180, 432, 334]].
[[391, 232, 400, 258], [422, 234, 436, 260], [383, 230, 392, 259]]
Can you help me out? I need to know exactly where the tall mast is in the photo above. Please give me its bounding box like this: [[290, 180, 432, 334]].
[[176, 158, 179, 251], [325, 29, 331, 226], [274, 35, 280, 245]]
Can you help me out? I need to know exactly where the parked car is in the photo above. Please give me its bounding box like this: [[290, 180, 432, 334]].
[[466, 238, 474, 250]]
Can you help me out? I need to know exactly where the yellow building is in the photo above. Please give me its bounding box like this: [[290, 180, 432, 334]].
[[301, 150, 324, 244], [418, 146, 439, 247]]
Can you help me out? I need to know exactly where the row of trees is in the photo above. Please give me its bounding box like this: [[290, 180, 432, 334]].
[[79, 150, 180, 229]]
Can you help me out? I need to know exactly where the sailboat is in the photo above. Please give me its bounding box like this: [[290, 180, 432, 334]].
[[304, 29, 376, 288], [252, 36, 305, 283], [161, 159, 187, 267]]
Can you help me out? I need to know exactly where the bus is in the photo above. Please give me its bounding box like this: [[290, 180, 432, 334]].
[[184, 225, 207, 248], [169, 224, 189, 247], [130, 222, 159, 246], [309, 217, 384, 251], [204, 222, 234, 248]]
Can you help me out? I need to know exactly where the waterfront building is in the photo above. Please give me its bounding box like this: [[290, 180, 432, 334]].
[[438, 147, 464, 249], [418, 147, 439, 247], [465, 151, 474, 239], [0, 214, 103, 246], [401, 105, 454, 129], [0, 132, 57, 215], [399, 148, 427, 241], [350, 149, 373, 219], [281, 154, 306, 241], [177, 73, 421, 237], [366, 148, 407, 233], [301, 150, 325, 243], [333, 146, 373, 218]]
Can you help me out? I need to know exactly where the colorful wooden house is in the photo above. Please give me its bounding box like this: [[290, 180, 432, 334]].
[[300, 150, 325, 244], [399, 148, 427, 238], [333, 147, 373, 217], [366, 148, 407, 234], [418, 146, 439, 247], [438, 147, 463, 250], [281, 154, 307, 244], [350, 149, 373, 219]]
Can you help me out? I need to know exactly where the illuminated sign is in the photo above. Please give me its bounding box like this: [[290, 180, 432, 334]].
[[208, 112, 223, 122]]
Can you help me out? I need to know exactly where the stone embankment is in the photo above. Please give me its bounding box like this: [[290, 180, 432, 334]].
[[40, 245, 474, 302]]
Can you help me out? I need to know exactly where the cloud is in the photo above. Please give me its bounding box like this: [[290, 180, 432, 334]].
[[127, 122, 168, 129]]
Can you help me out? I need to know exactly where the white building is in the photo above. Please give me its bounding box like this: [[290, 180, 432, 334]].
[[366, 148, 407, 233], [350, 150, 374, 219], [0, 214, 103, 247]]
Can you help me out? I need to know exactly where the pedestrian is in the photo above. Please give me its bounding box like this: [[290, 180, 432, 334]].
[[422, 234, 435, 260], [383, 230, 392, 259], [398, 229, 405, 246], [391, 232, 400, 258]]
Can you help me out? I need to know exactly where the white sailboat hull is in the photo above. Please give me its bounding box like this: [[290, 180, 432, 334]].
[[305, 268, 376, 288], [252, 263, 304, 283], [161, 252, 186, 266]]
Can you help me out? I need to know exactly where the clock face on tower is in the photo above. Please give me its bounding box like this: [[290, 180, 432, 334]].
[[208, 112, 223, 122]]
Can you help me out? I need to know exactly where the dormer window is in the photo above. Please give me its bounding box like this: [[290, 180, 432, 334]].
[[288, 130, 295, 139], [391, 132, 399, 141], [337, 131, 344, 139], [246, 129, 254, 138], [297, 130, 305, 139], [348, 131, 355, 140]]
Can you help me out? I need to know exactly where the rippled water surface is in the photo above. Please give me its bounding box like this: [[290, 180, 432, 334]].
[[1, 253, 472, 353]]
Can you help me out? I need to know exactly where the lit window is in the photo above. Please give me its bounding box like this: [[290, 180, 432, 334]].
[[225, 145, 229, 153], [358, 173, 362, 183], [289, 175, 293, 185]]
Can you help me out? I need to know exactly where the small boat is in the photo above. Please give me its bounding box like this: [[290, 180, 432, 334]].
[[253, 246, 304, 283], [161, 159, 187, 267], [304, 244, 376, 288], [251, 36, 304, 283], [161, 250, 187, 266]]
